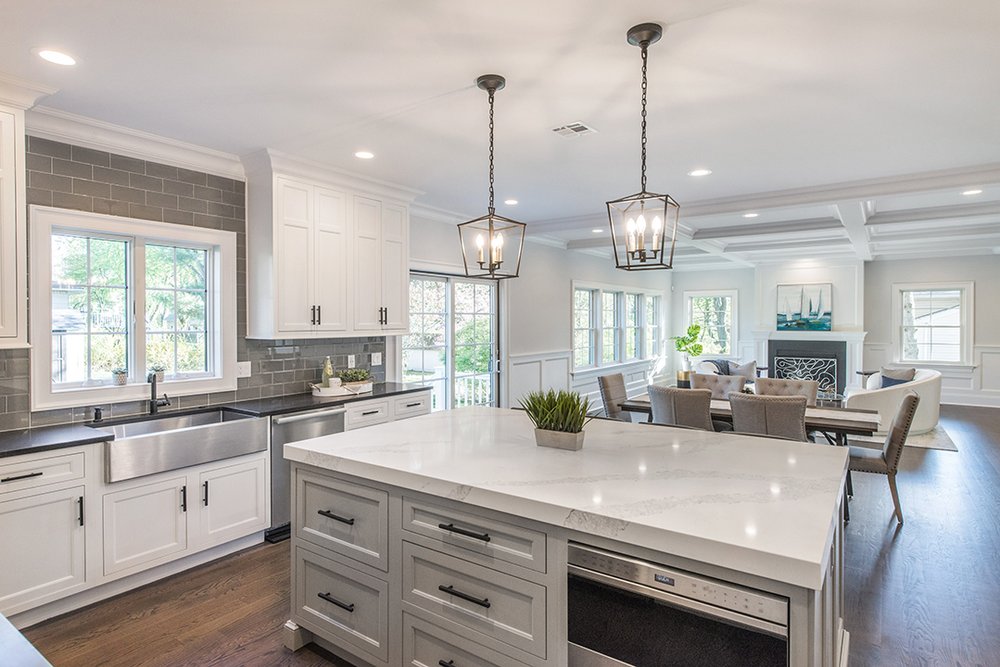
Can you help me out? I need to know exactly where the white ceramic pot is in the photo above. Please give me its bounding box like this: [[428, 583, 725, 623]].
[[534, 428, 585, 451]]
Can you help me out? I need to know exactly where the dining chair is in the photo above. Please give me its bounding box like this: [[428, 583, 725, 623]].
[[848, 391, 919, 524], [598, 373, 631, 422], [648, 386, 713, 431], [690, 373, 746, 399], [755, 377, 819, 407], [728, 393, 808, 441]]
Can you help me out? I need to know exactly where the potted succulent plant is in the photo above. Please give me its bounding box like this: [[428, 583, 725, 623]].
[[519, 390, 593, 451], [111, 367, 129, 386], [149, 364, 166, 382], [338, 367, 373, 393]]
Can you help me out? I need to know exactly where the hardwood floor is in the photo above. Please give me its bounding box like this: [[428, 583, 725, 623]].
[[22, 405, 1000, 666]]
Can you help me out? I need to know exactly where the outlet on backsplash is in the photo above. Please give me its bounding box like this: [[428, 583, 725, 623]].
[[372, 352, 382, 366], [236, 361, 252, 378], [347, 354, 356, 367]]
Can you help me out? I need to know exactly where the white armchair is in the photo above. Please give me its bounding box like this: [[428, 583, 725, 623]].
[[845, 369, 942, 435]]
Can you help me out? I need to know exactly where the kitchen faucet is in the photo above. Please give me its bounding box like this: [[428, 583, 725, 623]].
[[147, 372, 171, 414]]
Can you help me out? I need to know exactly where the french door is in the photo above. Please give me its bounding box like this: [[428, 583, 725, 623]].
[[403, 274, 499, 410]]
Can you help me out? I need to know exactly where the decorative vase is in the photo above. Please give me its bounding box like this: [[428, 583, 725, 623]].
[[534, 428, 585, 451], [113, 373, 128, 386], [154, 370, 165, 382], [676, 370, 692, 389], [681, 354, 691, 372]]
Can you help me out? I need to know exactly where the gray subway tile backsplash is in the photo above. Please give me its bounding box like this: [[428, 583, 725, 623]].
[[0, 136, 385, 433]]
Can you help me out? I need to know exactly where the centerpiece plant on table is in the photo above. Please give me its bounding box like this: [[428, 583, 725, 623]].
[[519, 389, 593, 451]]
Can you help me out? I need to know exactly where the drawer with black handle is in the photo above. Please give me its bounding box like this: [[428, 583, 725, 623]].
[[393, 391, 431, 420], [345, 400, 390, 431], [403, 611, 530, 667], [0, 451, 85, 496]]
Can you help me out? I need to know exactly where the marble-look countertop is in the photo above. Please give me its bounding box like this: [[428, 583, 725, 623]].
[[285, 406, 848, 590]]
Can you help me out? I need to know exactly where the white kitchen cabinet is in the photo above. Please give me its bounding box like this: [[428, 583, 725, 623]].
[[103, 476, 188, 575], [0, 486, 86, 615], [244, 150, 415, 339], [0, 104, 27, 346], [193, 456, 268, 549]]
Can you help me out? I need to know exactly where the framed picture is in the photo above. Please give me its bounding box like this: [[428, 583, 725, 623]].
[[776, 283, 832, 331]]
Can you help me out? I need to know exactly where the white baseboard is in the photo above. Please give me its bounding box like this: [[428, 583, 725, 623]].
[[941, 389, 1000, 408]]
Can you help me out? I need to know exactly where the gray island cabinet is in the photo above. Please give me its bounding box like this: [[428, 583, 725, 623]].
[[283, 407, 848, 667]]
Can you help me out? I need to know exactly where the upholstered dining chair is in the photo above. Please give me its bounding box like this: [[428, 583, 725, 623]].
[[728, 393, 808, 441], [690, 373, 746, 399], [598, 373, 631, 422], [755, 377, 820, 407], [648, 386, 713, 431], [848, 392, 919, 524]]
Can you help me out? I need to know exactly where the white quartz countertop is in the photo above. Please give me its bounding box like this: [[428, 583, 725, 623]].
[[284, 407, 848, 589]]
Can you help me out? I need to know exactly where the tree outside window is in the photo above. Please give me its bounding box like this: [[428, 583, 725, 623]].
[[687, 293, 735, 356]]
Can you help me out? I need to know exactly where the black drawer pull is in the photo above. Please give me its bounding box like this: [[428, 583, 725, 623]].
[[438, 522, 491, 542], [439, 661, 455, 667], [406, 402, 422, 408], [317, 592, 355, 612], [361, 410, 380, 416], [181, 485, 187, 512], [77, 496, 84, 527], [438, 585, 491, 609], [318, 509, 355, 525], [203, 480, 209, 506], [1, 471, 44, 483]]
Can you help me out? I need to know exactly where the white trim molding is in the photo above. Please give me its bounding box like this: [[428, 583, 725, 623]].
[[752, 329, 869, 390], [683, 288, 739, 359], [0, 73, 57, 110], [506, 351, 572, 407], [890, 281, 975, 367]]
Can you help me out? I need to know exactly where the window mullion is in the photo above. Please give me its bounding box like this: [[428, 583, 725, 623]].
[[133, 240, 147, 382]]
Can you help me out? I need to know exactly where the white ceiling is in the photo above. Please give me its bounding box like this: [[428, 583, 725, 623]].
[[3, 0, 1000, 267]]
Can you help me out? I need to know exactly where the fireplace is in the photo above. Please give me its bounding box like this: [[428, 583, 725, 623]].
[[767, 339, 847, 395]]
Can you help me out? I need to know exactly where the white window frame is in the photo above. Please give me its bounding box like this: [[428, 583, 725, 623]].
[[684, 289, 738, 359], [892, 281, 974, 367], [30, 206, 238, 410], [571, 281, 665, 374]]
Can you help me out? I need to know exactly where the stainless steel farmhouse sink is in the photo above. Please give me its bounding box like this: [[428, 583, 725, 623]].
[[96, 408, 267, 483]]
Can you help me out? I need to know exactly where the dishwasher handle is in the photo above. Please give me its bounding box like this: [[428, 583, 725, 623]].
[[273, 408, 346, 425]]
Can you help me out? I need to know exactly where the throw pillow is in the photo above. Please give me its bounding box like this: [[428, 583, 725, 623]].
[[881, 366, 916, 382], [881, 375, 911, 388], [727, 360, 757, 381]]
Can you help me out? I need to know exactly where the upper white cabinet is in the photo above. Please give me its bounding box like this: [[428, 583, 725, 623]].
[[244, 150, 416, 339], [0, 104, 27, 347]]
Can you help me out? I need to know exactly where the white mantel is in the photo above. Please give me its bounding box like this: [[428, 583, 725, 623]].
[[752, 329, 868, 390]]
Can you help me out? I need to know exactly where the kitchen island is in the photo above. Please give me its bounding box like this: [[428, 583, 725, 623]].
[[283, 406, 849, 667]]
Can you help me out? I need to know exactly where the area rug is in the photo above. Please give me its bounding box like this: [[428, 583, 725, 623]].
[[849, 424, 958, 452]]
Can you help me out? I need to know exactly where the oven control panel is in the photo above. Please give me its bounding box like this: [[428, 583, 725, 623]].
[[568, 543, 788, 626]]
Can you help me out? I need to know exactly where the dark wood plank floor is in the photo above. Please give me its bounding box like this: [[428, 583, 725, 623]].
[[22, 405, 1000, 666]]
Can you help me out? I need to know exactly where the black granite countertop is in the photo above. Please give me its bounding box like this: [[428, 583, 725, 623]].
[[0, 383, 430, 459], [0, 423, 113, 459]]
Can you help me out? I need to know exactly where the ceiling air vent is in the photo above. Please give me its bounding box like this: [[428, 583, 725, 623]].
[[551, 121, 597, 137]]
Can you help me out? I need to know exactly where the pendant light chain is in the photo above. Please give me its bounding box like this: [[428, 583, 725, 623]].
[[640, 42, 649, 193], [488, 87, 496, 215]]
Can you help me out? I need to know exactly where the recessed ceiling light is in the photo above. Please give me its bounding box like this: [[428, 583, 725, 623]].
[[592, 228, 603, 233], [504, 199, 518, 206], [37, 49, 76, 66], [743, 212, 759, 218], [354, 150, 374, 159], [687, 168, 712, 177], [962, 188, 983, 196]]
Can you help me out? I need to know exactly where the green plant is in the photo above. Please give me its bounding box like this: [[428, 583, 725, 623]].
[[670, 323, 704, 357], [518, 390, 592, 433], [111, 367, 128, 375], [338, 368, 372, 383], [150, 364, 166, 372]]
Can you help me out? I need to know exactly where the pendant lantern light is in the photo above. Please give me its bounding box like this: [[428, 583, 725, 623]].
[[607, 23, 680, 271], [458, 75, 526, 280]]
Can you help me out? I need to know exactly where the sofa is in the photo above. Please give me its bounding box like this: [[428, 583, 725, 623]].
[[844, 369, 942, 435]]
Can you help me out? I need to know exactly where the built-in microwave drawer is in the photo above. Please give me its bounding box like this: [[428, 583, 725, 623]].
[[402, 541, 547, 659], [402, 496, 547, 574], [403, 611, 529, 667], [345, 400, 390, 430], [295, 468, 388, 571], [393, 392, 431, 420], [294, 544, 388, 664], [0, 451, 85, 495]]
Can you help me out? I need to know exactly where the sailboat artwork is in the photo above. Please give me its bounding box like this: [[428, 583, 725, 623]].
[[776, 283, 832, 331]]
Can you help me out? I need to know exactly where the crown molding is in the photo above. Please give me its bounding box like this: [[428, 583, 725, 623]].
[[25, 106, 244, 179], [0, 73, 57, 109], [409, 202, 469, 225]]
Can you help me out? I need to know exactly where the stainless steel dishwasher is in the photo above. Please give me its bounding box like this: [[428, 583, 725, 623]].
[[266, 406, 346, 542]]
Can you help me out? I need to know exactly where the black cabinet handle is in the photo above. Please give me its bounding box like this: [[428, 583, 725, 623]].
[[318, 509, 355, 525], [77, 496, 84, 526], [361, 409, 380, 416], [180, 485, 187, 512], [1, 471, 43, 483], [438, 585, 491, 609], [203, 480, 209, 507], [317, 592, 355, 612], [439, 661, 455, 667], [310, 305, 316, 325], [438, 523, 491, 542], [406, 402, 422, 408], [316, 305, 321, 326], [383, 307, 389, 324]]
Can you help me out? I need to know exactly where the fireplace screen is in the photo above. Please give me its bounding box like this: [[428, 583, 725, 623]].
[[773, 356, 838, 393]]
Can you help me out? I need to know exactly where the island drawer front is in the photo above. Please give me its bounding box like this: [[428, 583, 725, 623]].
[[296, 468, 389, 572], [294, 544, 389, 663], [402, 497, 547, 574], [393, 393, 431, 420], [402, 541, 547, 659], [345, 400, 390, 430], [403, 611, 529, 667], [0, 451, 85, 496]]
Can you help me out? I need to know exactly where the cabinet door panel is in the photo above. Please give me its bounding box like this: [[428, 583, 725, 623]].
[[196, 457, 267, 548], [103, 477, 187, 575], [0, 110, 17, 338], [276, 178, 315, 333], [353, 196, 382, 331], [380, 203, 408, 332], [0, 486, 86, 615], [313, 187, 350, 333]]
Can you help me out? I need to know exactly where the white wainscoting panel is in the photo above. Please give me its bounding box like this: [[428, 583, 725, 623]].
[[865, 343, 1000, 407], [571, 360, 657, 420], [506, 351, 572, 407]]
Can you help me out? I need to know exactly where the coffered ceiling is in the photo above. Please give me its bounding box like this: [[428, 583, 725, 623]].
[[3, 0, 999, 267]]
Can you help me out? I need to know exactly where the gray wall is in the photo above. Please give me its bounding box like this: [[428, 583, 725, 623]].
[[0, 137, 383, 432]]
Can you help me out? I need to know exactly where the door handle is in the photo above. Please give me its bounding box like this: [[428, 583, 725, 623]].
[[318, 509, 355, 525], [438, 522, 491, 542], [77, 496, 84, 527], [1, 471, 43, 483], [272, 407, 346, 425], [316, 305, 321, 326], [203, 480, 209, 507], [317, 592, 355, 613], [438, 584, 491, 609], [181, 485, 187, 512], [310, 305, 317, 325]]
